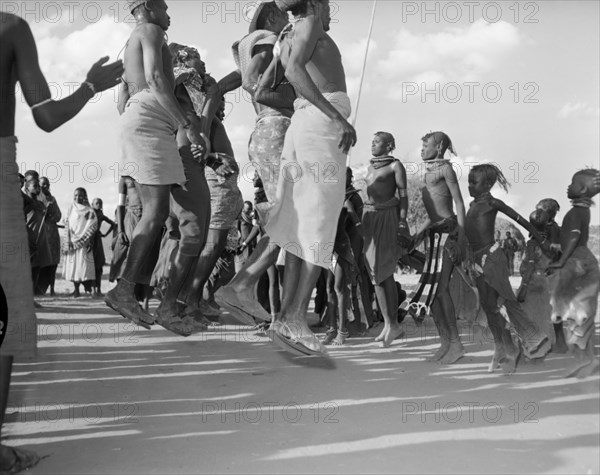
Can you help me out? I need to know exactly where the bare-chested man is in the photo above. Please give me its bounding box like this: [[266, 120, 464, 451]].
[[261, 0, 357, 356], [363, 132, 409, 347], [105, 0, 210, 331], [0, 10, 122, 473], [405, 132, 467, 364]]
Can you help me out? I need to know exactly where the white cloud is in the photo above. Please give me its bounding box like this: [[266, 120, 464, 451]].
[[379, 19, 520, 90], [339, 38, 378, 74], [35, 16, 131, 85], [557, 101, 600, 120]]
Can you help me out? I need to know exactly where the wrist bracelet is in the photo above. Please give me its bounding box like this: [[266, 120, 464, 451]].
[[82, 81, 97, 95]]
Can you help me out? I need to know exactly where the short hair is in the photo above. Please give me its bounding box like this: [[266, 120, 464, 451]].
[[244, 201, 253, 207], [536, 198, 560, 218], [130, 0, 154, 15], [574, 168, 600, 180], [470, 163, 510, 192], [421, 131, 456, 156], [529, 209, 549, 231], [375, 131, 396, 152], [24, 169, 39, 180]]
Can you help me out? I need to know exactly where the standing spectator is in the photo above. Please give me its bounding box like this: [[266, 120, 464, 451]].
[[91, 198, 116, 297], [37, 177, 62, 296], [503, 231, 517, 276], [63, 188, 97, 297], [22, 176, 49, 295]]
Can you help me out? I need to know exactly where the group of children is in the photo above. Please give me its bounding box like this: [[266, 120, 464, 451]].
[[327, 130, 599, 377]]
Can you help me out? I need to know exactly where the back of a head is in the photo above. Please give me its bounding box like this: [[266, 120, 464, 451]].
[[529, 208, 549, 232], [536, 198, 560, 218]]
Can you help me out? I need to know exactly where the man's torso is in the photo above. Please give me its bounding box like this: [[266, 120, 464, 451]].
[[124, 25, 175, 98], [280, 24, 346, 95]]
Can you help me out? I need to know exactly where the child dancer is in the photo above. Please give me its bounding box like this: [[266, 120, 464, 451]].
[[547, 169, 600, 378], [466, 164, 551, 374]]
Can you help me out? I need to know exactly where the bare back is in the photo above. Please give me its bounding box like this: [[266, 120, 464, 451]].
[[123, 24, 175, 97], [280, 24, 346, 94]]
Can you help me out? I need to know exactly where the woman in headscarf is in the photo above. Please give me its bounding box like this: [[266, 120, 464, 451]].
[[62, 188, 98, 297]]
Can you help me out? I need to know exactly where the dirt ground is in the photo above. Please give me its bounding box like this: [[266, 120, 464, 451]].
[[3, 271, 599, 475]]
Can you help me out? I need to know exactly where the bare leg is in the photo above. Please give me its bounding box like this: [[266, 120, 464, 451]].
[[478, 279, 519, 374], [266, 264, 280, 318], [374, 276, 403, 348], [552, 321, 569, 354], [275, 253, 325, 354], [332, 263, 350, 346], [322, 270, 338, 345], [73, 282, 80, 298], [107, 184, 169, 324], [181, 228, 228, 309], [436, 256, 465, 364]]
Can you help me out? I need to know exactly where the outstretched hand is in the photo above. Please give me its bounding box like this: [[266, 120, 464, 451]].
[[86, 56, 124, 93], [335, 117, 357, 154]]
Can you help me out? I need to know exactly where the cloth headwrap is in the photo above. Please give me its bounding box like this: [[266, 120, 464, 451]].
[[275, 0, 305, 12], [249, 1, 276, 33], [127, 0, 146, 13]]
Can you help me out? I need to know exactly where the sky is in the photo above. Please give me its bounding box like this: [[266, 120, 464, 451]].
[[5, 0, 600, 227]]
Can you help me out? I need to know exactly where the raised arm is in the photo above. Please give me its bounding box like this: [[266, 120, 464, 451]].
[[492, 198, 547, 247], [14, 17, 123, 132], [243, 45, 274, 93], [255, 57, 295, 115]]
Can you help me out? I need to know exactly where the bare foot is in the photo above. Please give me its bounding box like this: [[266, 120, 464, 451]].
[[438, 343, 465, 365], [374, 325, 388, 343], [500, 346, 521, 375], [426, 343, 450, 362], [382, 325, 404, 348], [0, 445, 42, 473], [575, 359, 600, 378], [105, 288, 154, 329], [322, 327, 337, 345], [275, 320, 327, 355], [565, 358, 599, 378], [332, 330, 349, 347], [215, 286, 270, 324], [488, 345, 506, 373]]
